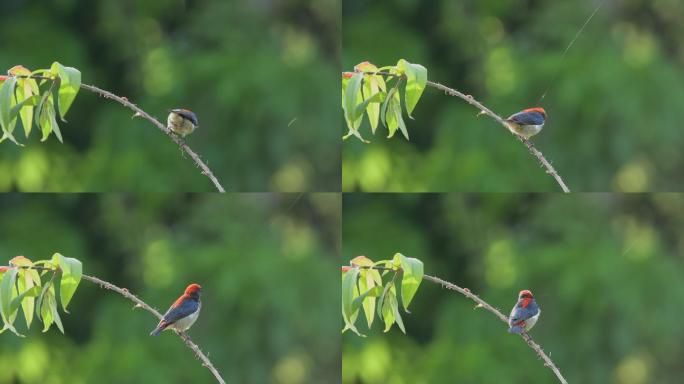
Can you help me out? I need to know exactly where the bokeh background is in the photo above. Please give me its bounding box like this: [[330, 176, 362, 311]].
[[0, 0, 340, 192], [342, 0, 684, 192], [0, 193, 340, 383], [343, 193, 684, 383]]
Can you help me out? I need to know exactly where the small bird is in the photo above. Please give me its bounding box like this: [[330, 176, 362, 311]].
[[508, 289, 541, 334], [504, 107, 546, 139], [167, 108, 199, 138], [150, 283, 202, 336]]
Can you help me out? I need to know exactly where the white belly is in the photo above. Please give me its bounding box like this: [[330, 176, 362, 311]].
[[524, 309, 540, 331], [170, 302, 201, 332], [167, 113, 196, 137], [506, 122, 543, 139]]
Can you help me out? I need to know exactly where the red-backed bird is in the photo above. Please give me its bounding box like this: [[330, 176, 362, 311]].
[[508, 289, 540, 334], [150, 283, 202, 336], [505, 107, 546, 139]]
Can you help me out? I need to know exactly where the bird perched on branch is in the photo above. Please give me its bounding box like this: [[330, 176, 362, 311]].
[[508, 289, 540, 334], [504, 107, 546, 139], [150, 283, 202, 336], [167, 108, 199, 138]]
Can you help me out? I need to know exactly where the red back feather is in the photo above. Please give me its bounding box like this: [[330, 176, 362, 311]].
[[522, 107, 546, 116]]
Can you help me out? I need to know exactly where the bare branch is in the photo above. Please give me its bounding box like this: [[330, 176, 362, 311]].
[[351, 71, 571, 193], [6, 74, 226, 192], [79, 84, 226, 192], [422, 274, 568, 384], [81, 274, 226, 384]]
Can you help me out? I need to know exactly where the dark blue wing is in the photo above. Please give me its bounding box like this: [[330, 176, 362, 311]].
[[162, 299, 199, 324], [173, 109, 199, 126], [508, 111, 545, 126], [509, 303, 539, 323]]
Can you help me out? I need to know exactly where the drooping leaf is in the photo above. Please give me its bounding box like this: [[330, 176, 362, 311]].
[[0, 268, 20, 333], [396, 59, 427, 118], [50, 293, 64, 334], [10, 285, 40, 319], [16, 271, 37, 329], [381, 84, 400, 137], [51, 253, 82, 312], [341, 267, 363, 336], [0, 77, 22, 145], [381, 288, 397, 332], [390, 291, 405, 333], [344, 72, 364, 129], [51, 62, 81, 119], [357, 271, 376, 328], [356, 62, 386, 133], [39, 286, 55, 332], [393, 253, 424, 311]]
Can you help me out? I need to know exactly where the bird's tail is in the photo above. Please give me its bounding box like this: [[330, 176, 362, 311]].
[[508, 325, 524, 334], [150, 322, 168, 336]]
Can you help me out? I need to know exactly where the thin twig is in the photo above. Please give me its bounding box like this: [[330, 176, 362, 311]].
[[354, 71, 570, 193], [8, 75, 226, 192], [422, 274, 568, 384], [81, 274, 226, 384], [79, 84, 226, 192]]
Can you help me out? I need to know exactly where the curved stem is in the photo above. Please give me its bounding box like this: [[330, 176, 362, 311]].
[[81, 274, 226, 384], [8, 74, 226, 192], [79, 84, 226, 192], [422, 274, 568, 384], [353, 71, 570, 193]]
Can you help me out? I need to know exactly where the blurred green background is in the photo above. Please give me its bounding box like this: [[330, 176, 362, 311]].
[[0, 0, 340, 192], [343, 193, 684, 383], [342, 0, 684, 192], [0, 193, 340, 383]]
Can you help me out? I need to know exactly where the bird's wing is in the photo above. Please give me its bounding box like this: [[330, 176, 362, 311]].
[[161, 299, 200, 325], [507, 111, 545, 126], [509, 305, 537, 324]]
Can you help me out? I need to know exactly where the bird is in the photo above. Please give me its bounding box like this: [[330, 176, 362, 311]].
[[150, 283, 202, 336], [508, 289, 541, 334], [167, 108, 199, 138], [504, 107, 546, 139]]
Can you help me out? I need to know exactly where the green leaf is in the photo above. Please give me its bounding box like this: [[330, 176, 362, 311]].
[[0, 77, 17, 132], [393, 253, 424, 311], [344, 72, 364, 127], [390, 291, 405, 333], [353, 92, 382, 119], [341, 267, 363, 336], [10, 285, 40, 317], [51, 253, 82, 312], [387, 91, 408, 140], [35, 277, 53, 321], [47, 102, 63, 143], [16, 269, 37, 329], [0, 77, 23, 145], [51, 62, 81, 119], [39, 286, 55, 332], [381, 84, 399, 137], [356, 274, 382, 329], [0, 268, 20, 333], [381, 288, 397, 332], [16, 79, 37, 138], [50, 293, 64, 334], [396, 59, 427, 118], [356, 62, 386, 133]]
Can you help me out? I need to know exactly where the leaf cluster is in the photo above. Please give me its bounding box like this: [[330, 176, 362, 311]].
[[342, 60, 427, 142], [341, 253, 423, 336], [0, 62, 81, 145], [0, 253, 82, 336]]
